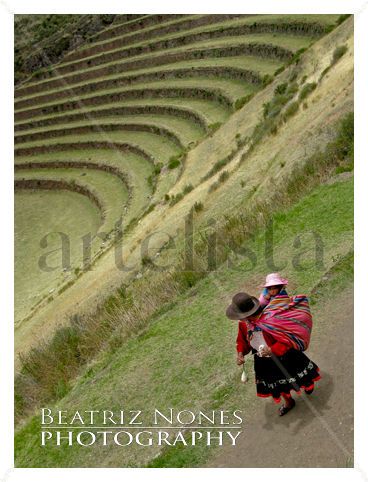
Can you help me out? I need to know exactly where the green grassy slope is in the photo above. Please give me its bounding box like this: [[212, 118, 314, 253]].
[[14, 116, 205, 147], [15, 131, 182, 162], [15, 189, 103, 325], [15, 150, 156, 226], [14, 56, 280, 105], [15, 167, 129, 231], [14, 147, 156, 325], [15, 176, 353, 467], [61, 14, 336, 65], [14, 98, 230, 130]]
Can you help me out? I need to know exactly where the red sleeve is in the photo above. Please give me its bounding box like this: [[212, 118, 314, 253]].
[[269, 341, 291, 356], [236, 322, 251, 355], [263, 331, 292, 356]]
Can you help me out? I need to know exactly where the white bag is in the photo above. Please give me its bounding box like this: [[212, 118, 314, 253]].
[[241, 365, 248, 383]]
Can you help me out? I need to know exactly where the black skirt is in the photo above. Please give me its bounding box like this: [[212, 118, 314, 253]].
[[253, 348, 321, 403]]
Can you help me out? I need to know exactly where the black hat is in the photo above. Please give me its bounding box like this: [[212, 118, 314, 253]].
[[225, 292, 260, 320]]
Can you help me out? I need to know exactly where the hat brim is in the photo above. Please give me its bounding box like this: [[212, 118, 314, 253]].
[[263, 280, 288, 288], [225, 296, 260, 320]]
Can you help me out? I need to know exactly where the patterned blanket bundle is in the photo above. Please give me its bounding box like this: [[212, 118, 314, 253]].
[[256, 295, 313, 351]]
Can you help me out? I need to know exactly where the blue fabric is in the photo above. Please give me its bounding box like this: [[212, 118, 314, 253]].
[[262, 287, 288, 299]]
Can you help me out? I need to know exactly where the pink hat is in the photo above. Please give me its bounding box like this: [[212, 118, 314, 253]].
[[263, 273, 288, 288]]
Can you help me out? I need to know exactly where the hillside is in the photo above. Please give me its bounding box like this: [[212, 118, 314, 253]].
[[15, 176, 353, 467], [15, 14, 351, 348], [14, 13, 353, 468], [14, 14, 144, 84]]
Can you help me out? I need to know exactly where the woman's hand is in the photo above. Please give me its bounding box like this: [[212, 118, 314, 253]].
[[259, 346, 272, 357], [236, 353, 245, 365]]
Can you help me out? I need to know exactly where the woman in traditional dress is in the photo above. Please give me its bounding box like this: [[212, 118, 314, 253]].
[[226, 291, 321, 416]]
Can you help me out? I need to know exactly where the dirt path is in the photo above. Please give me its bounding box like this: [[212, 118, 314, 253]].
[[206, 284, 353, 468]]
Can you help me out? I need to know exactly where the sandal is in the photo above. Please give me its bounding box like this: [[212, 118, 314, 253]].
[[279, 398, 295, 416]]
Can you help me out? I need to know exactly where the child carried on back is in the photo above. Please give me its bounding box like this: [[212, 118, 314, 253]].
[[259, 272, 289, 308]]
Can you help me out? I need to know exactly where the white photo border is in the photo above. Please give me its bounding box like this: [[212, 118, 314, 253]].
[[1, 1, 365, 481]]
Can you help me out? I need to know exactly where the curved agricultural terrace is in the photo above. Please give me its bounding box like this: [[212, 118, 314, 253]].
[[14, 13, 341, 326]]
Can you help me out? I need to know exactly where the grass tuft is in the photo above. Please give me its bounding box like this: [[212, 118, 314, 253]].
[[282, 101, 299, 121], [299, 82, 317, 101], [332, 44, 348, 64], [336, 14, 351, 25], [193, 201, 204, 212], [234, 94, 254, 110]]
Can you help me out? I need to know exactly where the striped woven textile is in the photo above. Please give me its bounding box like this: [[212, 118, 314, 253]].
[[256, 295, 313, 351]]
